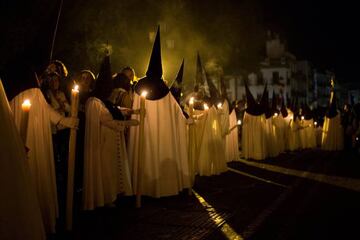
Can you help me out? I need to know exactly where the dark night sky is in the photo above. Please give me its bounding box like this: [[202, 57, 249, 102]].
[[0, 0, 359, 84]]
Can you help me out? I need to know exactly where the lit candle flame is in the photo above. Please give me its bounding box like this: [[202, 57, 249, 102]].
[[189, 97, 194, 105], [141, 91, 148, 98], [356, 137, 359, 141], [237, 120, 242, 125], [22, 99, 31, 111], [203, 103, 209, 110], [314, 121, 318, 126], [73, 84, 79, 93], [217, 103, 222, 109], [274, 113, 278, 117], [301, 116, 305, 120]]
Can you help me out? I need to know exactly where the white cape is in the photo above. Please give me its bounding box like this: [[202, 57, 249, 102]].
[[128, 93, 190, 197], [226, 110, 239, 162], [10, 88, 61, 233], [242, 112, 267, 160], [321, 114, 344, 151], [0, 82, 45, 240], [83, 97, 132, 210]]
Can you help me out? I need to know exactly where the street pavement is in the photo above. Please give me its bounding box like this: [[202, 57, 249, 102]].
[[52, 149, 360, 240]]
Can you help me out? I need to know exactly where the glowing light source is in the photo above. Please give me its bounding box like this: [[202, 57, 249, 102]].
[[217, 103, 223, 109], [189, 97, 194, 105], [274, 113, 278, 117], [301, 116, 305, 120], [21, 99, 31, 112], [72, 84, 79, 93], [204, 103, 209, 110], [314, 121, 318, 126], [356, 137, 359, 141], [141, 91, 148, 98], [237, 120, 242, 125]]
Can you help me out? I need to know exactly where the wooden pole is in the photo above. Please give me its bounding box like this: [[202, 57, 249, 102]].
[[136, 91, 147, 208], [66, 84, 79, 230]]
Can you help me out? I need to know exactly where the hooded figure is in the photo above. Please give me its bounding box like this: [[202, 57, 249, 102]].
[[128, 26, 190, 197], [241, 81, 267, 160], [321, 88, 344, 150], [261, 87, 279, 157], [1, 59, 78, 233], [0, 80, 45, 240], [170, 59, 184, 105], [83, 54, 136, 210], [300, 104, 317, 149], [272, 92, 286, 153], [134, 26, 168, 101]]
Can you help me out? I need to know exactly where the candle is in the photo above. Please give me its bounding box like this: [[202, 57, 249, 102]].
[[189, 97, 194, 118], [20, 99, 31, 142], [137, 90, 147, 208], [66, 84, 80, 230], [274, 113, 278, 117], [22, 99, 31, 112], [203, 103, 209, 111], [314, 121, 318, 127], [237, 120, 242, 125], [217, 103, 222, 109], [301, 116, 305, 120]]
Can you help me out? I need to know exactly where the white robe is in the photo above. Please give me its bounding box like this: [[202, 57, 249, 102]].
[[264, 117, 280, 158], [242, 112, 267, 160], [9, 88, 61, 233], [321, 114, 344, 151], [0, 82, 45, 240], [83, 97, 132, 210], [287, 112, 301, 151], [226, 110, 239, 162], [196, 106, 227, 176], [128, 93, 190, 197], [302, 119, 317, 149], [272, 115, 286, 153]]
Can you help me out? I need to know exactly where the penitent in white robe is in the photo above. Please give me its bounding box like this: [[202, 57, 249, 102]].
[[196, 106, 227, 176], [241, 112, 267, 160], [0, 81, 45, 240], [128, 93, 190, 197], [226, 110, 239, 162], [9, 88, 62, 233], [301, 119, 317, 149], [264, 117, 280, 158], [321, 114, 344, 151], [272, 115, 286, 153], [83, 97, 132, 210]]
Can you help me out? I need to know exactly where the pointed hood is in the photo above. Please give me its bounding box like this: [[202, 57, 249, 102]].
[[280, 98, 288, 118], [303, 104, 313, 120], [92, 54, 113, 101], [1, 58, 40, 101], [195, 52, 205, 88], [260, 85, 271, 119], [244, 80, 262, 116], [205, 71, 221, 105], [134, 26, 169, 100], [170, 59, 184, 104], [326, 92, 338, 118]]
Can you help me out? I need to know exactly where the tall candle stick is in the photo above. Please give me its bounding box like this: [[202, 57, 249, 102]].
[[21, 99, 31, 143], [66, 84, 79, 230], [136, 90, 147, 208], [189, 97, 194, 118]]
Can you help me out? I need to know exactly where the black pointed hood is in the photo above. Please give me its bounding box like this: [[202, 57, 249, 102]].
[[205, 71, 221, 105], [134, 26, 169, 100], [244, 80, 262, 116], [92, 54, 113, 101], [326, 92, 338, 118], [303, 104, 313, 120], [195, 52, 205, 89], [260, 85, 271, 119], [280, 98, 288, 118], [170, 59, 184, 104], [1, 58, 40, 101]]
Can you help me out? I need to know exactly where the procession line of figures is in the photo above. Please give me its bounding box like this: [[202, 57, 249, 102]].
[[1, 26, 348, 239]]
